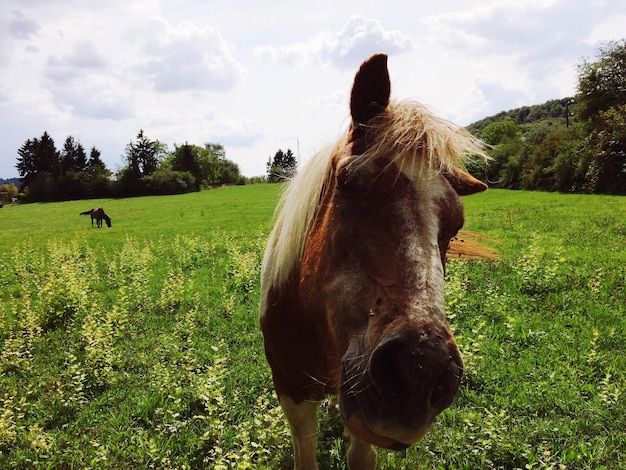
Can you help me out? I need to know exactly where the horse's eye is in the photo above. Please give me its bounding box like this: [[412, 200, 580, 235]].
[[337, 165, 359, 193], [336, 162, 373, 196]]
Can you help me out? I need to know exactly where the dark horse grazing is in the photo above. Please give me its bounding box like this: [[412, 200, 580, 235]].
[[260, 54, 495, 469], [80, 208, 111, 228]]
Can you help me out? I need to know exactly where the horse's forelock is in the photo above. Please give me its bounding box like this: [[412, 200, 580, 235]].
[[360, 100, 488, 178]]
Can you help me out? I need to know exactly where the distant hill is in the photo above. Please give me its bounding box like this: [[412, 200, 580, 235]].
[[459, 95, 626, 194], [0, 177, 21, 187], [466, 97, 577, 136]]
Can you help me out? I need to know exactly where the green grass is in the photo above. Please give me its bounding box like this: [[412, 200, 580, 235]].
[[0, 186, 625, 469], [0, 185, 282, 253]]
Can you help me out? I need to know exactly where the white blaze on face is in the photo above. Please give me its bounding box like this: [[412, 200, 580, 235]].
[[398, 170, 449, 322]]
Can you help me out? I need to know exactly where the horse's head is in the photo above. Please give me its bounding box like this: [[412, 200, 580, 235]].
[[299, 54, 487, 450]]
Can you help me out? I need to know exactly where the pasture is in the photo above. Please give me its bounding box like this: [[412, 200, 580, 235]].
[[0, 185, 624, 469]]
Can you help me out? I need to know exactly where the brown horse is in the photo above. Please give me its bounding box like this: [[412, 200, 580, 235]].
[[79, 208, 111, 228], [260, 54, 494, 469]]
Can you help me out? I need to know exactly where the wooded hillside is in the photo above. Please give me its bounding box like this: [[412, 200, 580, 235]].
[[466, 39, 625, 195], [467, 98, 574, 135]]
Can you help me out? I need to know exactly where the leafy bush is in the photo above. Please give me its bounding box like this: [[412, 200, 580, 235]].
[[142, 169, 197, 195]]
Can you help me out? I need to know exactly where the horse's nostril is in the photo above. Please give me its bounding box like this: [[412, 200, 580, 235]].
[[369, 338, 409, 396], [369, 333, 423, 397], [369, 331, 462, 410]]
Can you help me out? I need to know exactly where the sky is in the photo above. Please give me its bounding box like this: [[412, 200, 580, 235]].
[[1, 0, 624, 179]]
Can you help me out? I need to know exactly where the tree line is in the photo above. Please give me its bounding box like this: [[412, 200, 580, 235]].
[[14, 130, 252, 202], [12, 40, 625, 200], [467, 39, 626, 195]]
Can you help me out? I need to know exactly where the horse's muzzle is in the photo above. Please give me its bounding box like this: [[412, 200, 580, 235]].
[[340, 326, 463, 448]]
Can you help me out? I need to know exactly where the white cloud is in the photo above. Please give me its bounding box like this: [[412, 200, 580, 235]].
[[40, 40, 129, 120], [308, 90, 345, 113], [45, 41, 107, 84], [0, 10, 40, 68], [8, 10, 40, 40], [209, 118, 266, 148], [585, 14, 626, 44], [133, 18, 246, 93], [51, 83, 134, 121], [428, 0, 613, 62], [410, 0, 616, 120], [256, 15, 414, 70], [0, 84, 8, 104], [320, 15, 415, 69]]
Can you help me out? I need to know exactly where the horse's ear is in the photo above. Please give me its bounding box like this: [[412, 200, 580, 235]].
[[350, 53, 390, 127], [444, 168, 488, 196]]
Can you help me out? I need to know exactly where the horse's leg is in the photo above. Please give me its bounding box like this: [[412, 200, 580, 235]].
[[280, 395, 319, 470], [345, 427, 377, 470]]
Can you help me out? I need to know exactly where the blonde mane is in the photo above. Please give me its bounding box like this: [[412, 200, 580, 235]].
[[360, 100, 484, 176], [262, 100, 488, 290]]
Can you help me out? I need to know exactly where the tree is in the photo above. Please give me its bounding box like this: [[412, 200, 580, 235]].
[[196, 143, 240, 187], [36, 132, 61, 178], [16, 132, 60, 192], [576, 40, 626, 125], [550, 127, 587, 193], [16, 138, 37, 188], [267, 148, 297, 182], [479, 120, 521, 146], [171, 143, 202, 189], [169, 142, 239, 188], [15, 132, 114, 200], [584, 105, 626, 194], [142, 168, 196, 195], [0, 183, 18, 201], [83, 147, 113, 198], [218, 158, 242, 185], [479, 121, 524, 187], [60, 136, 87, 175], [123, 129, 163, 179], [576, 39, 626, 194], [87, 147, 108, 175]]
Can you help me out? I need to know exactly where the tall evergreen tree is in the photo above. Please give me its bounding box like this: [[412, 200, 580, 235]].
[[267, 148, 297, 182], [75, 142, 87, 173], [87, 146, 108, 174], [16, 138, 37, 188], [36, 132, 60, 178], [60, 136, 87, 174], [124, 129, 161, 178], [15, 132, 60, 188]]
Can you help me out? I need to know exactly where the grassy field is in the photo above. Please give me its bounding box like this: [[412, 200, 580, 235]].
[[0, 185, 624, 469]]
